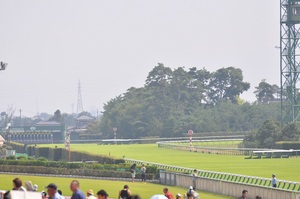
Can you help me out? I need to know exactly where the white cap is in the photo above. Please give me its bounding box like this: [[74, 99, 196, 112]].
[[189, 186, 193, 190], [33, 184, 38, 191]]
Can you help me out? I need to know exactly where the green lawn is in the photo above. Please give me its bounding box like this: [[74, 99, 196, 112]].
[[0, 174, 234, 199], [40, 143, 300, 182]]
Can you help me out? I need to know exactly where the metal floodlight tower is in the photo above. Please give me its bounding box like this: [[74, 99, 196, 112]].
[[280, 0, 300, 124]]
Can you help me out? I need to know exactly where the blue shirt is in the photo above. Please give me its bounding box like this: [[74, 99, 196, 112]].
[[71, 189, 85, 199], [272, 177, 277, 185]]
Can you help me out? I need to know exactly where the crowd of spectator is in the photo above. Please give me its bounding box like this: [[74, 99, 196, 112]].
[[1, 178, 110, 199], [1, 171, 274, 199]]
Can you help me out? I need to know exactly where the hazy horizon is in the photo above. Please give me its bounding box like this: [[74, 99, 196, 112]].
[[0, 0, 279, 117]]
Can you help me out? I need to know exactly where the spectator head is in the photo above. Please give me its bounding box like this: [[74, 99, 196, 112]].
[[58, 190, 62, 195], [131, 195, 141, 199], [242, 190, 248, 197], [272, 174, 276, 178], [25, 181, 33, 191], [124, 185, 129, 189], [3, 191, 11, 199], [194, 169, 197, 172], [42, 191, 47, 197], [189, 186, 193, 190], [163, 188, 168, 194], [33, 184, 38, 192], [256, 196, 262, 199], [142, 164, 144, 167], [97, 190, 108, 199], [45, 183, 57, 197], [13, 178, 22, 189], [176, 193, 182, 199], [87, 189, 94, 196], [70, 180, 80, 193]]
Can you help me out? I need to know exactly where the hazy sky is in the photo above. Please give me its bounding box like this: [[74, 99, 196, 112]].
[[0, 0, 279, 117]]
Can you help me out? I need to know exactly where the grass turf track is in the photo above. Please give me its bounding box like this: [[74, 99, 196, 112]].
[[41, 143, 300, 182]]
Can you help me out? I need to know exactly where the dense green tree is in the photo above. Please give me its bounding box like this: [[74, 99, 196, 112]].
[[87, 119, 101, 134], [0, 107, 15, 128], [241, 131, 256, 148], [254, 80, 278, 103], [241, 121, 300, 148], [99, 64, 281, 138], [281, 123, 300, 141], [48, 110, 64, 123], [208, 67, 250, 104], [255, 120, 281, 148]]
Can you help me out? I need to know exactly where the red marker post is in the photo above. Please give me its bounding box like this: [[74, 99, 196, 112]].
[[188, 129, 193, 152]]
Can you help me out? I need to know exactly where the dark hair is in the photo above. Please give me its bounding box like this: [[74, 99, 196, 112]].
[[13, 178, 22, 188], [97, 190, 108, 197], [58, 190, 62, 195], [3, 191, 11, 199], [124, 185, 129, 189], [42, 191, 47, 197], [71, 180, 79, 186], [164, 188, 168, 192], [256, 196, 262, 199], [242, 190, 248, 194]]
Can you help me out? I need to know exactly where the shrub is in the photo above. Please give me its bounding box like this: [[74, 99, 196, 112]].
[[17, 156, 28, 160], [37, 156, 48, 162], [6, 155, 16, 160], [7, 142, 25, 153], [29, 146, 125, 164], [0, 165, 156, 180], [27, 156, 35, 161], [0, 159, 158, 175], [275, 141, 300, 150]]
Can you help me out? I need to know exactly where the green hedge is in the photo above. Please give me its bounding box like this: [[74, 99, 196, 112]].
[[25, 145, 124, 164], [0, 165, 155, 180], [7, 142, 25, 153], [0, 159, 158, 175], [275, 141, 300, 150]]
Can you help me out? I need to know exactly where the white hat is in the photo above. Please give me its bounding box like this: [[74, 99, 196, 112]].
[[189, 186, 193, 190], [33, 184, 38, 191]]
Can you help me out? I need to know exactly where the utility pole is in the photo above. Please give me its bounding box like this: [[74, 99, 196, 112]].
[[76, 80, 83, 114], [19, 109, 22, 127]]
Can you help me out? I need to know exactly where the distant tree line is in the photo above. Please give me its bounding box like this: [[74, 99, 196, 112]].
[[1, 63, 284, 140], [241, 120, 300, 148], [99, 63, 281, 139]]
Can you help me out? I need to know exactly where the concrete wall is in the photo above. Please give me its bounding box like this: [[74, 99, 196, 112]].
[[160, 171, 300, 199]]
